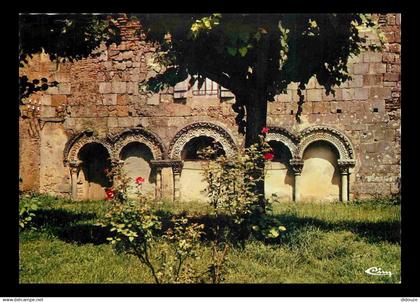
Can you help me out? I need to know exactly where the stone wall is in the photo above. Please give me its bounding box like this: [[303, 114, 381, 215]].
[[19, 14, 401, 201]]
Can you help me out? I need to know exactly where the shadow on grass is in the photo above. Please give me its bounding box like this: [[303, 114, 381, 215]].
[[27, 208, 400, 246], [273, 214, 401, 244], [30, 209, 109, 245]]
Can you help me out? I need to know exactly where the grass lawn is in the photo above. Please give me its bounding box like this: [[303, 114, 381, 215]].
[[19, 195, 401, 283]]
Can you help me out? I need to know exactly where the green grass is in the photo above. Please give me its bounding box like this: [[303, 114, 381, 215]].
[[19, 194, 401, 283]]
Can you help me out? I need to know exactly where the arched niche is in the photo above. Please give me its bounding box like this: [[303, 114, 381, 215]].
[[112, 128, 167, 161], [77, 142, 112, 201], [119, 142, 156, 198], [298, 126, 354, 161], [265, 141, 294, 201], [266, 126, 299, 158], [64, 130, 114, 166], [169, 122, 237, 160], [179, 135, 226, 202], [300, 140, 341, 202]]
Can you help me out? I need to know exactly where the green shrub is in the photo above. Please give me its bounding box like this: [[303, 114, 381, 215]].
[[19, 192, 41, 230]]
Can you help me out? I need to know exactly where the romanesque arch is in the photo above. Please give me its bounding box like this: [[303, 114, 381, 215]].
[[63, 131, 114, 200], [294, 126, 356, 202], [111, 127, 167, 161], [264, 127, 298, 201], [63, 130, 114, 166], [168, 122, 238, 160], [266, 126, 299, 158], [168, 122, 237, 202], [298, 126, 355, 161]]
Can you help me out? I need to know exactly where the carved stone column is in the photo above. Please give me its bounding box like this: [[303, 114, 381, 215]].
[[171, 161, 184, 203], [151, 160, 183, 202], [69, 160, 81, 200], [290, 159, 304, 202], [337, 160, 355, 202], [155, 167, 162, 200]]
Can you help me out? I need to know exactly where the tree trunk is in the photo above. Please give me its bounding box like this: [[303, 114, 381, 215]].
[[244, 91, 268, 210]]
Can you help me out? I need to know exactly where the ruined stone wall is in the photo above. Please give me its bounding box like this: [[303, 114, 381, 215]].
[[267, 13, 401, 199], [19, 14, 401, 200]]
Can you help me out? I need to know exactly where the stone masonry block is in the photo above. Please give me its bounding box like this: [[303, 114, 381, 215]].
[[347, 75, 363, 88], [118, 117, 133, 128], [107, 117, 118, 128], [46, 86, 59, 95], [354, 88, 369, 100], [40, 95, 51, 106], [58, 83, 71, 95], [363, 74, 383, 86], [103, 94, 117, 105], [369, 87, 392, 100], [51, 95, 66, 107], [369, 63, 387, 74], [363, 52, 382, 63], [127, 82, 139, 95], [99, 82, 112, 94], [111, 81, 127, 94], [353, 63, 369, 75], [306, 77, 317, 89], [342, 88, 355, 100], [54, 72, 70, 82], [147, 93, 160, 105], [323, 89, 342, 101], [40, 106, 56, 117], [306, 89, 323, 102], [384, 73, 400, 82]]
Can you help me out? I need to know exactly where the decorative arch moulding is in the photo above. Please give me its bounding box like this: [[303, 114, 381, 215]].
[[168, 122, 238, 160], [64, 124, 356, 167], [266, 125, 355, 161], [110, 127, 167, 161]]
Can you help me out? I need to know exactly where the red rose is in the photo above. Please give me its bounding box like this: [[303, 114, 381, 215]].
[[261, 127, 269, 134], [263, 153, 274, 160], [105, 188, 115, 200], [135, 177, 145, 184]]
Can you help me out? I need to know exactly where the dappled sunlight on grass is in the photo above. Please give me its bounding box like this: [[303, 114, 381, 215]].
[[19, 194, 400, 283]]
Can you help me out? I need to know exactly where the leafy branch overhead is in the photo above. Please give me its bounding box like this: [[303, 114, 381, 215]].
[[139, 13, 384, 123], [19, 13, 122, 104]]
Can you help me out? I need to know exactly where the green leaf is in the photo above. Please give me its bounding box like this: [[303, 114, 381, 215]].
[[227, 47, 237, 56], [269, 228, 279, 238], [238, 47, 248, 57]]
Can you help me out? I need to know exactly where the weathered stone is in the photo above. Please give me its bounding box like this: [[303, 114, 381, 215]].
[[354, 88, 369, 100], [118, 117, 133, 128], [342, 89, 355, 100], [363, 52, 382, 63], [99, 82, 112, 94], [40, 95, 52, 106], [103, 94, 117, 105], [51, 95, 67, 107], [369, 63, 387, 74], [363, 74, 383, 86], [306, 89, 323, 102], [147, 93, 160, 105], [384, 73, 400, 82], [347, 75, 363, 88], [369, 87, 392, 99], [353, 63, 369, 74], [127, 82, 139, 95], [19, 13, 401, 202], [111, 81, 127, 94], [58, 83, 71, 94]]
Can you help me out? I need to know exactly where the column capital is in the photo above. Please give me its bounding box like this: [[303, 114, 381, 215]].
[[289, 158, 304, 175], [337, 159, 355, 175], [68, 160, 81, 172]]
